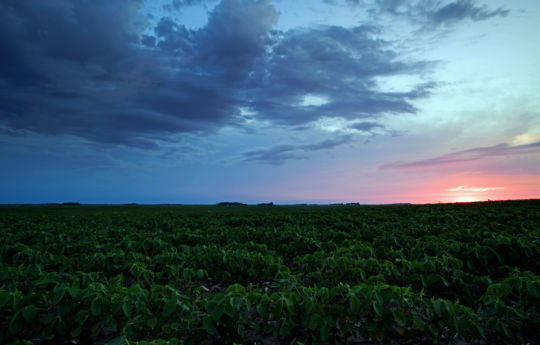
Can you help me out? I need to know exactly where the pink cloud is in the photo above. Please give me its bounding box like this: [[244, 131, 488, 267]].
[[448, 186, 506, 192], [381, 141, 540, 170]]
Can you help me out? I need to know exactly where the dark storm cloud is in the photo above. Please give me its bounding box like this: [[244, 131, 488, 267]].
[[195, 0, 278, 82], [243, 134, 354, 165], [0, 0, 275, 148], [245, 25, 435, 125], [381, 141, 540, 170], [0, 0, 434, 149], [153, 17, 193, 52]]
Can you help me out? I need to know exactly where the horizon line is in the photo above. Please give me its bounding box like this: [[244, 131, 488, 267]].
[[1, 198, 538, 207]]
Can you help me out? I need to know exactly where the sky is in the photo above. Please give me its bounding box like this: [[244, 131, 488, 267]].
[[1, 0, 539, 204]]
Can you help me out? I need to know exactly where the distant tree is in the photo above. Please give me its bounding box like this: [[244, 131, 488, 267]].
[[216, 202, 247, 206]]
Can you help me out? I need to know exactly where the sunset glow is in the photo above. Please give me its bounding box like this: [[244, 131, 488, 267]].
[[449, 196, 482, 203], [445, 186, 506, 202], [448, 186, 506, 192]]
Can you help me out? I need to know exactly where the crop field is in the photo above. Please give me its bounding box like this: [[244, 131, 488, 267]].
[[1, 200, 539, 345]]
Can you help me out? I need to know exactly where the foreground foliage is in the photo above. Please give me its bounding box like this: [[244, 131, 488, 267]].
[[1, 200, 539, 344]]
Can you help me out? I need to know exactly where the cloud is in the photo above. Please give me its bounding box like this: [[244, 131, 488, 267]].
[[0, 0, 434, 151], [243, 134, 354, 165], [0, 126, 24, 137], [351, 122, 384, 132], [245, 25, 436, 125], [448, 186, 505, 192], [153, 17, 194, 52], [381, 141, 540, 170], [0, 0, 276, 148], [163, 0, 214, 12], [327, 0, 509, 28], [195, 0, 278, 82], [426, 0, 509, 27]]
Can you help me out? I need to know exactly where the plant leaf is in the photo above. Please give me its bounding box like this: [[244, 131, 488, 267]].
[[106, 335, 126, 345]]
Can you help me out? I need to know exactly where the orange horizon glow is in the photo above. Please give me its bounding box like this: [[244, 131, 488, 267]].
[[445, 185, 506, 203], [239, 167, 540, 205], [414, 173, 540, 204], [336, 173, 539, 205]]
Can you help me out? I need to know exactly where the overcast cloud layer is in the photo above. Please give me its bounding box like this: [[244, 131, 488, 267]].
[[1, 0, 539, 203]]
